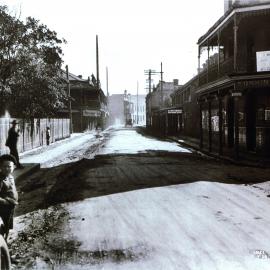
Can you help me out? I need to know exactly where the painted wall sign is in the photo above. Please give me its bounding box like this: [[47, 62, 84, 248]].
[[236, 79, 270, 89], [231, 92, 242, 97], [83, 110, 101, 117], [168, 109, 182, 114]]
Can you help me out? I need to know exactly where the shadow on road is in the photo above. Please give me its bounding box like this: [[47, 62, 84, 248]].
[[135, 126, 169, 142], [15, 150, 270, 217]]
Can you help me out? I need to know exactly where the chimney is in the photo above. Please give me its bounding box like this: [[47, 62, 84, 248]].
[[224, 0, 232, 13], [173, 79, 179, 86], [78, 75, 82, 79]]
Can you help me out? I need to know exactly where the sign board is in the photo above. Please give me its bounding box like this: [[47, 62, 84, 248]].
[[83, 110, 101, 117], [256, 51, 270, 72], [168, 109, 182, 114], [231, 92, 242, 97]]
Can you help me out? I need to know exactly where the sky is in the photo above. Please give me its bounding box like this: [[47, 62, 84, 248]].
[[1, 0, 224, 95]]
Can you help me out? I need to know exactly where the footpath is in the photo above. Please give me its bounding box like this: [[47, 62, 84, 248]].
[[168, 135, 270, 168], [138, 127, 270, 168], [13, 131, 98, 181]]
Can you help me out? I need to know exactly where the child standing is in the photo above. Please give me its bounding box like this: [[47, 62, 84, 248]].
[[0, 155, 18, 239]]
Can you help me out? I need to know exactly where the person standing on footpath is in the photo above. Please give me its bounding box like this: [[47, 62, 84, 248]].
[[46, 127, 51, 146], [5, 120, 23, 169]]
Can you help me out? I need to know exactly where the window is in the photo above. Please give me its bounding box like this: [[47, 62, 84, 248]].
[[211, 109, 219, 132], [202, 110, 209, 130], [265, 108, 270, 121], [257, 107, 264, 121]]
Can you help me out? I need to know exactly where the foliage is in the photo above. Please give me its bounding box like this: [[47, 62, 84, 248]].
[[0, 5, 68, 118]]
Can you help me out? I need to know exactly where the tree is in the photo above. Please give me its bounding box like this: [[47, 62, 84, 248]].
[[0, 5, 68, 119]]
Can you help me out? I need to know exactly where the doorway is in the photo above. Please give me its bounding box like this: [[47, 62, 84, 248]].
[[246, 92, 256, 151], [227, 97, 234, 148]]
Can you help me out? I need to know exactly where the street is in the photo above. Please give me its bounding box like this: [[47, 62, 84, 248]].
[[10, 127, 270, 269]]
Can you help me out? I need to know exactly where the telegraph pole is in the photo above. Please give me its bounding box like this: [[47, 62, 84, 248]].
[[96, 35, 100, 90], [65, 65, 73, 134], [137, 81, 139, 124], [144, 69, 159, 128], [148, 70, 151, 94], [144, 69, 159, 93], [106, 66, 109, 97], [160, 62, 164, 107]]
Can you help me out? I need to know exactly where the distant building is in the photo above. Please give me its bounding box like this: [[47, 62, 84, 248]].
[[129, 95, 146, 125], [108, 92, 146, 126], [108, 94, 125, 126]]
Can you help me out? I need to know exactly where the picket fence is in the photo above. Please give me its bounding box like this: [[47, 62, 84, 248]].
[[0, 118, 70, 155]]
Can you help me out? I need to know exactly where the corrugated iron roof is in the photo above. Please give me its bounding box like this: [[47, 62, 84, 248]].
[[60, 70, 88, 82], [198, 2, 270, 45]]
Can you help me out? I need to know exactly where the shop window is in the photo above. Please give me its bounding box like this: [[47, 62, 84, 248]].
[[187, 88, 191, 102], [202, 110, 209, 130], [222, 109, 227, 125], [211, 109, 219, 132], [265, 108, 270, 121], [257, 107, 264, 121], [238, 112, 245, 125]]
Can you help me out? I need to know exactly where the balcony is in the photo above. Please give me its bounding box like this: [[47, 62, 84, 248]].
[[198, 58, 234, 87]]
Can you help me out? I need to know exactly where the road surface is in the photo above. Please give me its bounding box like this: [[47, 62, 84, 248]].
[[10, 127, 270, 270]]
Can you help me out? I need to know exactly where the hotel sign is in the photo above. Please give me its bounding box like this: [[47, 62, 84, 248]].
[[256, 51, 270, 72], [236, 79, 270, 90], [231, 92, 242, 97], [83, 110, 101, 117], [168, 109, 182, 114]]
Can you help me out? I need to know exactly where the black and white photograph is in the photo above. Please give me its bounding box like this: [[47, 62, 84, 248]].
[[0, 0, 270, 269]]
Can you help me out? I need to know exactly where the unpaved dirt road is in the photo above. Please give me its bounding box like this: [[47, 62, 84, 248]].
[[9, 127, 270, 270]]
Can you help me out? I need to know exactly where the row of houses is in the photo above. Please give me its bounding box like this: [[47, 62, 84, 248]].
[[146, 0, 270, 159]]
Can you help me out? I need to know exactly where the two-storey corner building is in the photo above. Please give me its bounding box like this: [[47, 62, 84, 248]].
[[59, 72, 108, 132], [146, 79, 181, 134], [197, 0, 270, 159]]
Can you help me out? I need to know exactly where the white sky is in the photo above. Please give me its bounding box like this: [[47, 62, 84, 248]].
[[1, 0, 224, 95]]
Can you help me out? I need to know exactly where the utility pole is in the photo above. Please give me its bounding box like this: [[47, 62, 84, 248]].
[[137, 81, 139, 124], [96, 35, 101, 128], [148, 70, 151, 94], [144, 68, 160, 128], [96, 35, 100, 90], [106, 66, 109, 97], [65, 65, 73, 134], [160, 62, 164, 107], [144, 69, 159, 93]]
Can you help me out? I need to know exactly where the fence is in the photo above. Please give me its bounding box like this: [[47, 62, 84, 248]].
[[0, 118, 70, 155]]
